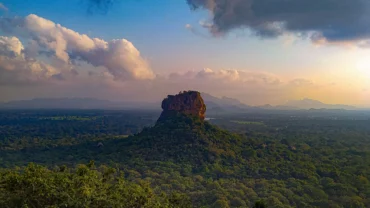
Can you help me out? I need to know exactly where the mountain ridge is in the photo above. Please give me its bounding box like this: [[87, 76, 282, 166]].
[[0, 95, 360, 111], [0, 97, 159, 110], [283, 98, 357, 110]]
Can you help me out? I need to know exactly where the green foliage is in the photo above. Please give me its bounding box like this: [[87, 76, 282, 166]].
[[0, 163, 190, 208], [128, 113, 244, 165]]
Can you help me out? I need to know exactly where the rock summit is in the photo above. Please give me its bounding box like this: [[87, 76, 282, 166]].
[[158, 91, 206, 121]]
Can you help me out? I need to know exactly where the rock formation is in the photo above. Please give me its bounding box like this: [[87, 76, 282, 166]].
[[158, 91, 206, 121]]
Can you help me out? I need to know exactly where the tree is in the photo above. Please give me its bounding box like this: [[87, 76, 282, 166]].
[[0, 163, 190, 208], [253, 200, 267, 208]]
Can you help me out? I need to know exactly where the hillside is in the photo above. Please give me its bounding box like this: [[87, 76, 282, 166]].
[[123, 96, 244, 166], [101, 91, 246, 167]]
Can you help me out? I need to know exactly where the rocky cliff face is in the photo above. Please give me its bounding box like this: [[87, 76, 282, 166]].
[[158, 91, 206, 121]]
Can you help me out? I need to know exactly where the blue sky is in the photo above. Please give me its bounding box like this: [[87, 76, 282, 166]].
[[0, 0, 369, 106], [1, 0, 340, 74]]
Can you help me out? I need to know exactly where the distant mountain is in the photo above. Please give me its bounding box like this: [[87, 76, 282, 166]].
[[0, 94, 252, 111], [0, 98, 158, 110], [0, 96, 358, 112], [200, 93, 252, 112], [284, 98, 357, 110], [258, 98, 356, 110], [258, 104, 299, 110]]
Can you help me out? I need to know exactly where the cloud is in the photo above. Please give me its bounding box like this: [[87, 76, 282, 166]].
[[0, 10, 366, 105], [185, 23, 211, 38], [68, 0, 370, 46], [185, 24, 196, 34], [186, 0, 370, 46], [0, 60, 289, 104], [0, 63, 366, 106], [168, 68, 284, 98], [0, 3, 7, 11], [196, 68, 281, 85], [0, 36, 61, 86], [289, 78, 315, 87], [0, 14, 155, 81], [69, 0, 370, 47], [0, 36, 24, 57], [0, 56, 60, 85]]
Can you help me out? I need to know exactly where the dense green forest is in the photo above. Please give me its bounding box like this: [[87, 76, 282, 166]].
[[1, 110, 370, 207], [0, 162, 192, 208]]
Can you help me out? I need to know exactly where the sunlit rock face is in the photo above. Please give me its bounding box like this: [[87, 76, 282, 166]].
[[158, 91, 206, 121]]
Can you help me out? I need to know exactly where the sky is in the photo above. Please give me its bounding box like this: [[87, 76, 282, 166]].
[[0, 0, 370, 106]]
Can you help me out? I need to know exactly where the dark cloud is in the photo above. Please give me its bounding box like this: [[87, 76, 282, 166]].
[[51, 73, 65, 81], [85, 0, 116, 14], [187, 0, 370, 42]]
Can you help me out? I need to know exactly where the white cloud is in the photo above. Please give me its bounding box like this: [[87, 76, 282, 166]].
[[171, 68, 282, 85], [0, 14, 155, 81], [0, 36, 62, 85], [0, 3, 7, 11], [196, 68, 240, 81], [0, 36, 24, 56]]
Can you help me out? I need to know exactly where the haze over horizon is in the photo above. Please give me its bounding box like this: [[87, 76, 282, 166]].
[[1, 0, 370, 107]]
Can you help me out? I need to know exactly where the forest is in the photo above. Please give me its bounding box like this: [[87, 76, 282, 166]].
[[0, 109, 370, 207]]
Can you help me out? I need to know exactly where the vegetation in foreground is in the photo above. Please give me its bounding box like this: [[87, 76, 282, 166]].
[[0, 162, 191, 208]]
